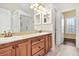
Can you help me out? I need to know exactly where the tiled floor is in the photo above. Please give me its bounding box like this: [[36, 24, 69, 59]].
[[47, 45, 79, 56], [47, 40, 79, 56]]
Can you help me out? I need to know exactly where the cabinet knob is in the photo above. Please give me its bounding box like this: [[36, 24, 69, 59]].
[[12, 46, 15, 49], [38, 54, 41, 56], [38, 40, 40, 41], [38, 46, 41, 48], [16, 45, 18, 47]]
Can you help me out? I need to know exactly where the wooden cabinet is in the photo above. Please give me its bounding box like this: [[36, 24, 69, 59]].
[[0, 33, 52, 56], [0, 46, 15, 56], [45, 35, 49, 53], [45, 34, 52, 54], [33, 49, 45, 56], [0, 40, 31, 56], [32, 41, 45, 55], [48, 35, 52, 49], [32, 34, 52, 56], [15, 40, 31, 56], [31, 36, 45, 56]]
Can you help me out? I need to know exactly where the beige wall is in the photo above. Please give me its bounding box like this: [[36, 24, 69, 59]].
[[64, 33, 76, 39], [63, 10, 76, 39]]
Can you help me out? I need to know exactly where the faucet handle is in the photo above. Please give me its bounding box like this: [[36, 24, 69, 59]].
[[8, 31, 12, 37], [4, 31, 8, 37]]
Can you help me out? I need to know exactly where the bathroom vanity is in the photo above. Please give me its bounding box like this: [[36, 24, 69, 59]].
[[0, 32, 52, 56]]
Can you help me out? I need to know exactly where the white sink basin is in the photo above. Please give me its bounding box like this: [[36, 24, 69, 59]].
[[0, 32, 51, 44], [0, 36, 22, 44]]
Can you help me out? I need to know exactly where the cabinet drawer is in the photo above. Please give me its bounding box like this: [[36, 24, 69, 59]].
[[33, 49, 45, 56], [32, 38, 44, 45], [32, 41, 44, 55], [0, 46, 15, 56]]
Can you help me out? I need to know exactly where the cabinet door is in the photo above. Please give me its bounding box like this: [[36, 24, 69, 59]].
[[48, 35, 52, 49], [33, 49, 45, 56], [0, 46, 15, 56], [45, 36, 49, 54], [16, 40, 31, 56], [45, 34, 52, 54]]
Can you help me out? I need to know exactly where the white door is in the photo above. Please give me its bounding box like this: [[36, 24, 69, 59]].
[[56, 11, 64, 46], [61, 14, 64, 44]]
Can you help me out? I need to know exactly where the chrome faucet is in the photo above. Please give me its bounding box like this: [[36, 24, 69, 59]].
[[8, 31, 12, 37], [4, 31, 12, 37], [4, 31, 8, 37]]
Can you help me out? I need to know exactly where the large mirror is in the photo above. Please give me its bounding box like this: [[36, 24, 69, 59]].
[[42, 11, 51, 24], [20, 15, 34, 32], [12, 9, 34, 33], [0, 9, 34, 37], [34, 13, 41, 25], [0, 8, 11, 33]]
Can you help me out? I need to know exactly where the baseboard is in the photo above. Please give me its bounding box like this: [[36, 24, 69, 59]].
[[64, 38, 76, 43], [64, 38, 75, 40]]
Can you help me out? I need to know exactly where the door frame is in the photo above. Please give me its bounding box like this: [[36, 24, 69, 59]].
[[60, 8, 77, 47]]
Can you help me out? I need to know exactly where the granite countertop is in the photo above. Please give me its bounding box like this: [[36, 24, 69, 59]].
[[0, 32, 52, 45]]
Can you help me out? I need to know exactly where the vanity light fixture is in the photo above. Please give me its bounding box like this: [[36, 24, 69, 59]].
[[30, 3, 48, 14]]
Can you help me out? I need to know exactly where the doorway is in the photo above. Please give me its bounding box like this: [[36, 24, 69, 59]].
[[62, 10, 76, 47]]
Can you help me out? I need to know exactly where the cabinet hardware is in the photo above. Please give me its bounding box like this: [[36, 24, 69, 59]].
[[38, 55, 41, 56], [16, 45, 18, 47], [12, 46, 15, 49], [38, 46, 41, 48], [38, 40, 40, 41]]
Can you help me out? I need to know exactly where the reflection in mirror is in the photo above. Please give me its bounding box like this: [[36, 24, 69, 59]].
[[0, 8, 11, 34]]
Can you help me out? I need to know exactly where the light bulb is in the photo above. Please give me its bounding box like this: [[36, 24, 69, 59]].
[[43, 8, 45, 11], [30, 5, 34, 9], [37, 10, 40, 12], [39, 5, 43, 9], [34, 8, 37, 11], [34, 3, 39, 7]]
